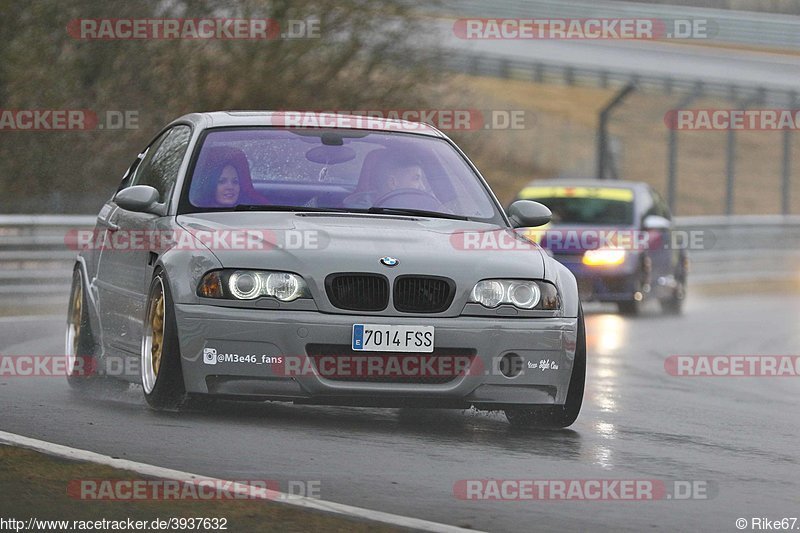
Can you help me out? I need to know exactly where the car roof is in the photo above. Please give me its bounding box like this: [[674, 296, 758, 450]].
[[167, 111, 447, 138]]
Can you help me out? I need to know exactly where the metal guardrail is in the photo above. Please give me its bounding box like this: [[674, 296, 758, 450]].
[[0, 215, 795, 308], [439, 50, 797, 106], [675, 215, 800, 283], [0, 216, 94, 304], [445, 0, 800, 50]]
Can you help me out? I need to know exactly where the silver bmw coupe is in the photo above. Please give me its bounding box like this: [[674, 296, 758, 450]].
[[66, 111, 585, 427]]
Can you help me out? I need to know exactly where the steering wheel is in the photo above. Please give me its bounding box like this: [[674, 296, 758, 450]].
[[341, 191, 375, 208], [373, 188, 441, 209]]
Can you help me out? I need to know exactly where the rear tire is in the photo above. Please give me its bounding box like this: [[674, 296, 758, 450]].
[[505, 306, 586, 428], [660, 259, 687, 315], [617, 300, 641, 316], [659, 283, 685, 315], [141, 270, 188, 410], [65, 268, 129, 394]]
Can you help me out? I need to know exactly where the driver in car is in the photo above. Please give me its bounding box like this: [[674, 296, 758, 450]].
[[382, 164, 427, 194], [342, 154, 432, 208]]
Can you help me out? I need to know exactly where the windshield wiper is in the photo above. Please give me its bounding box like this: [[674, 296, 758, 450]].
[[232, 204, 472, 220], [234, 205, 350, 213], [365, 207, 470, 221]]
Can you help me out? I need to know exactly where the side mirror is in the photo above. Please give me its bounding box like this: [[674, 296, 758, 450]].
[[506, 200, 552, 228], [642, 214, 671, 230], [115, 185, 160, 213]]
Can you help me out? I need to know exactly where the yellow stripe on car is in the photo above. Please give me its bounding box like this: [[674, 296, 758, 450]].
[[518, 186, 634, 202], [519, 223, 550, 242]]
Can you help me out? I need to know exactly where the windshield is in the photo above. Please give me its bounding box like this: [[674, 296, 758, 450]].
[[183, 128, 500, 221], [517, 186, 635, 226]]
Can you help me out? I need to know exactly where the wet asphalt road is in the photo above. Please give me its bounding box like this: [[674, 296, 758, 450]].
[[0, 291, 798, 532]]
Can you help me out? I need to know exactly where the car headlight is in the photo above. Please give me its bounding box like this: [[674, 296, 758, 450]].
[[469, 280, 560, 310], [229, 271, 262, 299], [471, 280, 505, 308], [198, 270, 310, 301], [582, 248, 626, 266]]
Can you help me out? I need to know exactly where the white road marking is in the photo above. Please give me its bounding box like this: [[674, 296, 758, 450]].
[[0, 430, 480, 533], [0, 315, 62, 323]]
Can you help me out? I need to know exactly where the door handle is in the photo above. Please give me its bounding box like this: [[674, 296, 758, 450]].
[[98, 217, 120, 232]]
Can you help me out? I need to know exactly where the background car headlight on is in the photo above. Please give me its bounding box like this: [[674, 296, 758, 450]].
[[469, 280, 560, 310], [582, 248, 627, 266], [198, 270, 310, 301]]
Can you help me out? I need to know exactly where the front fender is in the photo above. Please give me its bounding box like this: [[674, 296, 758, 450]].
[[155, 248, 222, 304], [544, 257, 580, 318]]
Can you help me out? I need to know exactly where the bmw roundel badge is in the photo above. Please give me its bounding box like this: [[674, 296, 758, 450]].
[[380, 256, 399, 267]]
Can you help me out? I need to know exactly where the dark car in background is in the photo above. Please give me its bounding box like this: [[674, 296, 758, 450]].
[[514, 179, 688, 315]]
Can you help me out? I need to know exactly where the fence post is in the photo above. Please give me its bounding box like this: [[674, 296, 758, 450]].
[[564, 66, 574, 86], [534, 63, 544, 83], [667, 84, 703, 213], [725, 128, 736, 215], [597, 84, 636, 180], [726, 88, 766, 215], [782, 91, 797, 215]]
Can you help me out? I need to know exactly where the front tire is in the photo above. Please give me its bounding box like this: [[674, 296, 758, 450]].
[[505, 306, 586, 428], [617, 255, 651, 316], [141, 270, 188, 410]]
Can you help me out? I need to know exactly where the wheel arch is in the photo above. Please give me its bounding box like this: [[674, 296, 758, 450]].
[[546, 258, 580, 318], [72, 257, 103, 348], [152, 248, 222, 304]]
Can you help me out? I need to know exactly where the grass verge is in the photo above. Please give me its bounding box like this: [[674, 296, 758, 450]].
[[0, 445, 407, 533]]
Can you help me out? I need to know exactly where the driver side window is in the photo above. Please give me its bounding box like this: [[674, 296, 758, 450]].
[[644, 189, 670, 220], [652, 190, 671, 220], [116, 152, 146, 194], [130, 125, 192, 204]]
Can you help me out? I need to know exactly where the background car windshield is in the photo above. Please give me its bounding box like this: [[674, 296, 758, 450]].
[[534, 197, 634, 226], [187, 128, 498, 220]]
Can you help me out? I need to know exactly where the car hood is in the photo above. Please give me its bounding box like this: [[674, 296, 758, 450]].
[[176, 212, 546, 279]]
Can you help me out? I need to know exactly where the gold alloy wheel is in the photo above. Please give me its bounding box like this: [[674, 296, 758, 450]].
[[70, 280, 82, 354], [65, 273, 83, 376], [150, 290, 165, 379], [142, 278, 166, 394]]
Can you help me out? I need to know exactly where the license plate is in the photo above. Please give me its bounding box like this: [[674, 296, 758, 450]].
[[352, 324, 434, 353]]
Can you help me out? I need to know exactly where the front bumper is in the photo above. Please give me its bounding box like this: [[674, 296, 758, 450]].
[[175, 304, 579, 407]]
